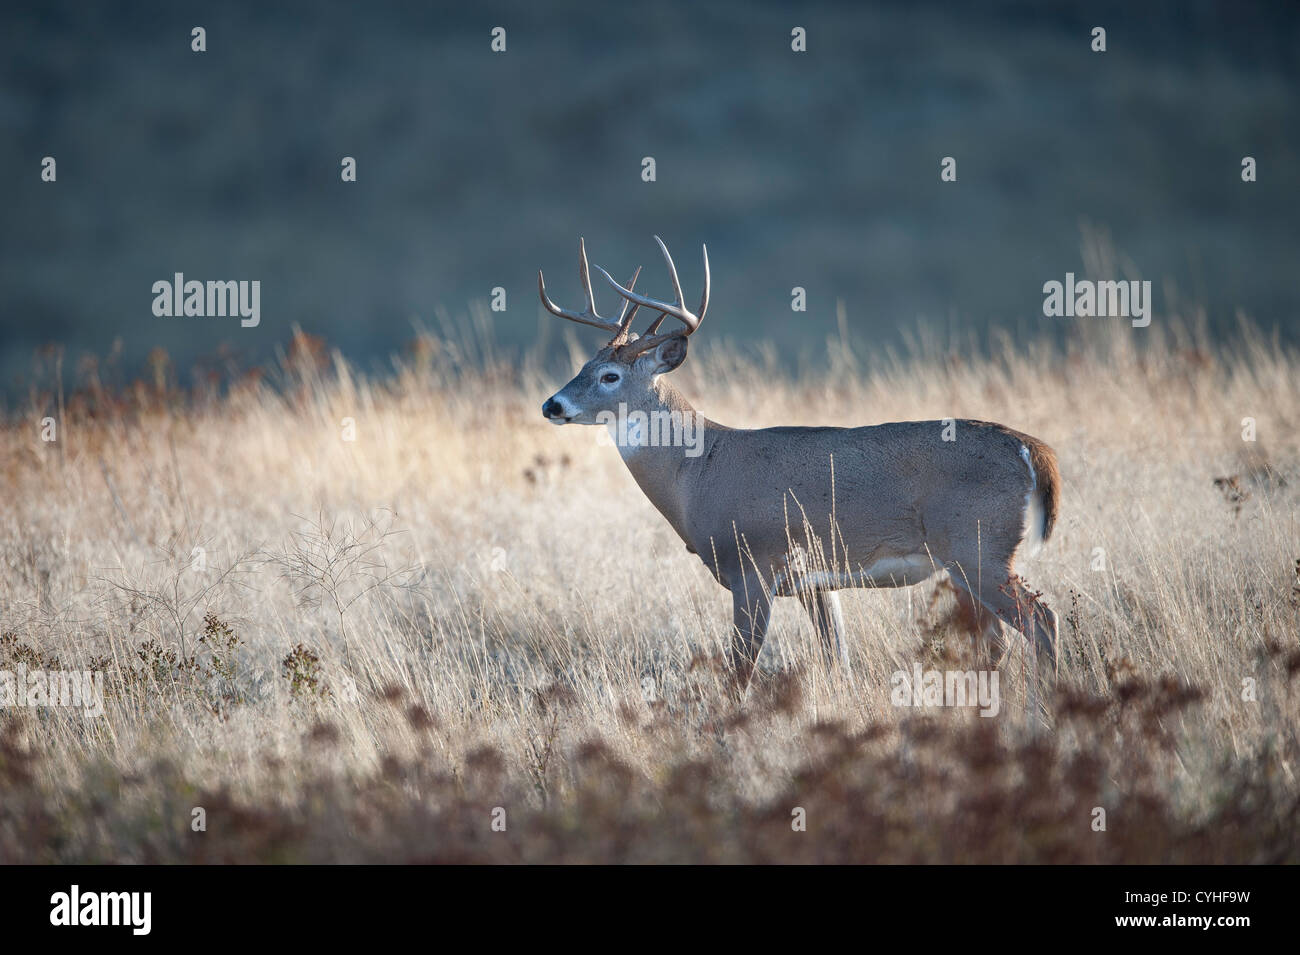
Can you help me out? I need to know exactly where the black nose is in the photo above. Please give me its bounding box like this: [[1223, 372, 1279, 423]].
[[542, 398, 561, 418]]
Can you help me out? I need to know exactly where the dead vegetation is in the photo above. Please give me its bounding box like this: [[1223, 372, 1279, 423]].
[[1, 318, 1297, 862]]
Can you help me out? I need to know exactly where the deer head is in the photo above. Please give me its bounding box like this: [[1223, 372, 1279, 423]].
[[539, 236, 709, 425]]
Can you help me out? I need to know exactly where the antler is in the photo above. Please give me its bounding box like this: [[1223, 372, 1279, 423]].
[[538, 237, 641, 338], [591, 236, 709, 359]]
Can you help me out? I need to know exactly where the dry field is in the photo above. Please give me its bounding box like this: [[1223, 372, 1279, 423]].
[[1, 315, 1298, 863]]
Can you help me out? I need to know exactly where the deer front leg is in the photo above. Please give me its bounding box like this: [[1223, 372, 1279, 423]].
[[729, 582, 772, 693], [797, 588, 852, 676]]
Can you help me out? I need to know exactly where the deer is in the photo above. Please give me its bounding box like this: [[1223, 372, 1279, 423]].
[[537, 236, 1062, 713]]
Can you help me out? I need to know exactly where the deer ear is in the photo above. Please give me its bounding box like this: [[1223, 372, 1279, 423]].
[[651, 335, 689, 372]]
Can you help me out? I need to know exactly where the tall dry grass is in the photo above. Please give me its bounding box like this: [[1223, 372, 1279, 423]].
[[1, 314, 1297, 862]]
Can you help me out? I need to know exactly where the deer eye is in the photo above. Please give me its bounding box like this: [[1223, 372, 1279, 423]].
[[600, 372, 620, 384]]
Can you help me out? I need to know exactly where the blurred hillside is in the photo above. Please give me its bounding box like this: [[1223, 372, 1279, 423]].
[[1, 0, 1297, 397]]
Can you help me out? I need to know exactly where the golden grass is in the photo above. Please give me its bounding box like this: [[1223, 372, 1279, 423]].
[[1, 317, 1297, 862]]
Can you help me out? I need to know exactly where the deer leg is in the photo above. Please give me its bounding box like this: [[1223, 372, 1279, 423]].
[[729, 582, 772, 692], [948, 576, 1010, 668], [797, 588, 852, 675], [998, 577, 1059, 679], [967, 576, 1059, 726]]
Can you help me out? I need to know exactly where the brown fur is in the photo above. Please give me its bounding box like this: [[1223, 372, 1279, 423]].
[[950, 421, 1060, 545], [1001, 427, 1060, 542]]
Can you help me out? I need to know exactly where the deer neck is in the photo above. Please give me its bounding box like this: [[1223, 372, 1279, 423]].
[[607, 378, 716, 537]]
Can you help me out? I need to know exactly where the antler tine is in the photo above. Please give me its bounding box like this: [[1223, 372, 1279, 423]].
[[577, 236, 599, 317], [656, 236, 686, 321], [644, 248, 707, 335], [537, 237, 627, 333], [697, 242, 711, 320], [593, 237, 711, 360], [592, 237, 710, 336], [616, 266, 643, 332]]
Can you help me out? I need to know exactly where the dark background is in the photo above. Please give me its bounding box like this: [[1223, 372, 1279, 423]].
[[2, 0, 1297, 398]]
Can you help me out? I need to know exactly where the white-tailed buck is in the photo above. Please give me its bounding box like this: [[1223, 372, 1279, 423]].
[[539, 237, 1061, 705]]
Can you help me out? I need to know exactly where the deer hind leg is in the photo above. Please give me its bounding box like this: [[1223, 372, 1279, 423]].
[[729, 581, 773, 693], [954, 571, 1059, 724], [997, 576, 1059, 679], [947, 575, 1010, 669], [797, 588, 852, 676]]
